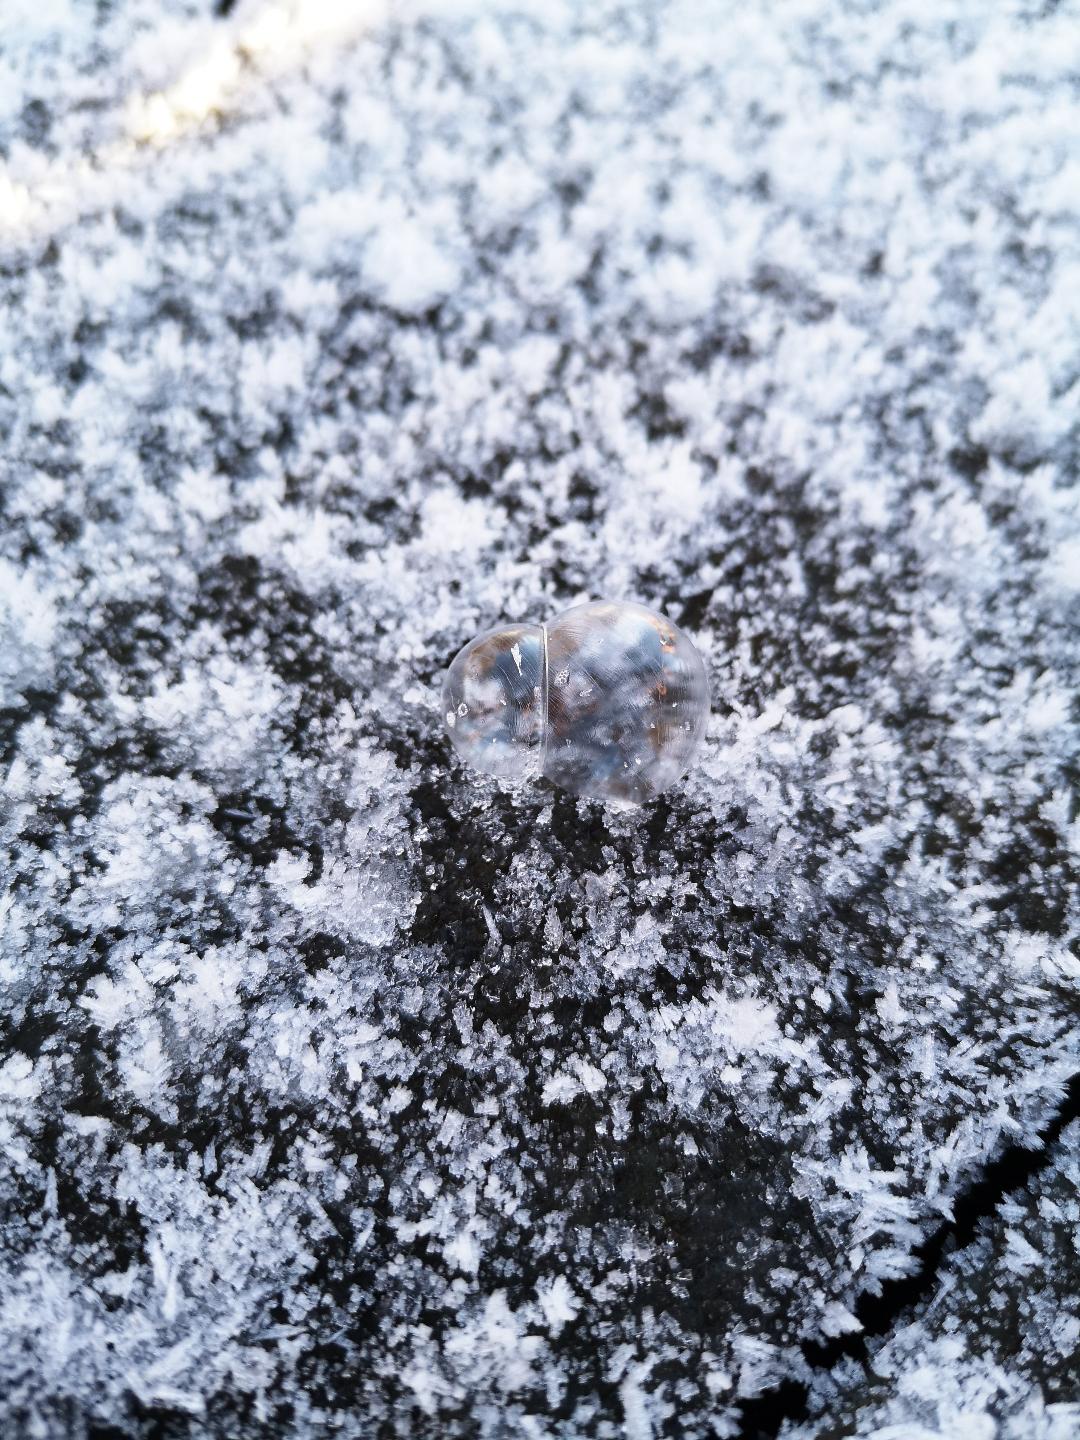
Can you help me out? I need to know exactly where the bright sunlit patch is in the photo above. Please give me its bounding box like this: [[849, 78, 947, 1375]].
[[0, 0, 388, 240], [128, 0, 387, 145], [0, 174, 33, 232], [128, 39, 243, 144]]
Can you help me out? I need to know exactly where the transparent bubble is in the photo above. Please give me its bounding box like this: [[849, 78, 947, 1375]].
[[443, 601, 710, 805]]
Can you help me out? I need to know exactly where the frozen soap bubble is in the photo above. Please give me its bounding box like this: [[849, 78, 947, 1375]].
[[442, 600, 710, 805]]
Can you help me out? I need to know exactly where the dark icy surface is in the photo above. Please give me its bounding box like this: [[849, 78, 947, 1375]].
[[0, 1, 1077, 1436]]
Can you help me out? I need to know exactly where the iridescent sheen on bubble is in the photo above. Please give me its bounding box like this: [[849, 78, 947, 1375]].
[[442, 600, 710, 805]]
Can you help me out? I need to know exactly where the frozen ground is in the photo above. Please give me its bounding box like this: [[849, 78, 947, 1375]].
[[0, 0, 1078, 1435]]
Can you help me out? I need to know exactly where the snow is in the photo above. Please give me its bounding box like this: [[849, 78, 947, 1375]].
[[0, 0, 1077, 1435]]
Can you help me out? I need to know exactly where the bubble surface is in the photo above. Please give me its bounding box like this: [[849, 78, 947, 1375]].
[[443, 601, 710, 803]]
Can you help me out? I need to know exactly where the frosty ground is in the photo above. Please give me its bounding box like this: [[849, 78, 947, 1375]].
[[0, 0, 1078, 1435]]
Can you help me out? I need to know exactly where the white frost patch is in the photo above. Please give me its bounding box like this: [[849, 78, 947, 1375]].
[[0, 559, 59, 697], [536, 1275, 580, 1336], [619, 1362, 658, 1440], [419, 490, 500, 553], [364, 210, 461, 313], [541, 1056, 606, 1105]]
